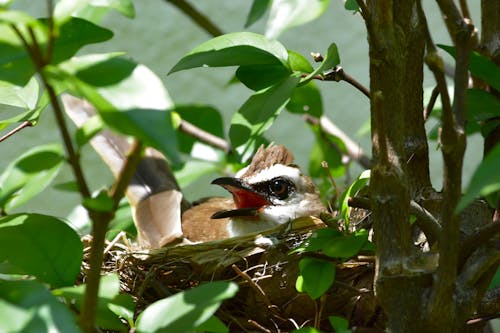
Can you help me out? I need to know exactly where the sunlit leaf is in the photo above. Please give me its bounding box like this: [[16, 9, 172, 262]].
[[75, 114, 104, 148], [288, 49, 314, 73], [245, 0, 271, 28], [0, 213, 83, 288], [195, 315, 228, 333], [339, 170, 370, 226], [296, 257, 335, 300], [169, 32, 289, 74], [456, 143, 500, 212], [0, 280, 80, 333], [0, 76, 38, 109], [55, 0, 135, 24], [230, 74, 300, 162], [265, 0, 331, 39], [0, 143, 64, 211], [0, 17, 112, 85], [136, 281, 238, 333]]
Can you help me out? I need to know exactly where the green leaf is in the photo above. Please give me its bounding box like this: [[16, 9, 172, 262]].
[[287, 81, 323, 117], [308, 126, 346, 178], [245, 0, 271, 28], [339, 170, 370, 226], [107, 198, 136, 240], [300, 43, 340, 85], [75, 115, 104, 147], [304, 228, 342, 252], [0, 17, 113, 85], [0, 76, 38, 109], [288, 49, 314, 73], [236, 64, 291, 90], [296, 258, 335, 300], [467, 88, 500, 121], [99, 108, 180, 167], [322, 229, 369, 258], [55, 0, 135, 24], [175, 104, 225, 157], [61, 54, 173, 110], [266, 0, 331, 39], [0, 213, 83, 287], [230, 74, 301, 161], [195, 315, 228, 333], [456, 143, 500, 212], [0, 143, 64, 211], [82, 189, 114, 212], [169, 32, 289, 74], [0, 298, 34, 333], [0, 280, 80, 333], [438, 45, 500, 91], [329, 316, 351, 333], [136, 281, 238, 333], [54, 273, 133, 330], [344, 0, 360, 12]]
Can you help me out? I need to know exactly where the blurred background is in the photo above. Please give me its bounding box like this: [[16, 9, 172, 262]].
[[3, 1, 482, 216]]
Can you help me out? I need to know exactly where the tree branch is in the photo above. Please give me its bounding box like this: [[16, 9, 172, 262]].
[[348, 196, 442, 244], [324, 66, 370, 99], [460, 220, 500, 264], [0, 121, 33, 143], [166, 0, 223, 37], [178, 119, 231, 153], [303, 114, 371, 169], [423, 86, 439, 121]]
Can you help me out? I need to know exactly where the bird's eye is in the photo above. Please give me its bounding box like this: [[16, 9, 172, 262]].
[[268, 178, 290, 199]]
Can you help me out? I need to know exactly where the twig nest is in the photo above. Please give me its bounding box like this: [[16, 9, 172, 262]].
[[83, 217, 384, 332]]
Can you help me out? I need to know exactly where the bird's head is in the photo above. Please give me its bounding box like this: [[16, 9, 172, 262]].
[[210, 145, 324, 235]]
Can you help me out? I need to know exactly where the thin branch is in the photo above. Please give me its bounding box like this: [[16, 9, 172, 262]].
[[45, 0, 55, 63], [178, 119, 231, 153], [325, 66, 370, 99], [0, 121, 33, 143], [80, 140, 144, 332], [348, 196, 442, 244], [354, 0, 370, 22], [303, 114, 371, 169], [232, 264, 272, 308], [423, 86, 439, 121], [166, 0, 223, 37], [460, 220, 500, 264]]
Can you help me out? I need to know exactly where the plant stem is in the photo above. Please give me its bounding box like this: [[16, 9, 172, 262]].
[[0, 121, 33, 143], [80, 140, 144, 332], [166, 0, 223, 37]]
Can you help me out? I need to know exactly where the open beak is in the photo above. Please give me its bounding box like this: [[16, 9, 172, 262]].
[[210, 177, 269, 219]]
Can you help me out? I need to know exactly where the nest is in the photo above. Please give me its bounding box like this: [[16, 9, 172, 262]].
[[81, 218, 384, 332]]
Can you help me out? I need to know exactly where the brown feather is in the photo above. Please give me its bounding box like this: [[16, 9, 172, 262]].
[[240, 144, 294, 178]]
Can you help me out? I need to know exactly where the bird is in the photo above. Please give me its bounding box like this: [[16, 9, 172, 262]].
[[62, 94, 324, 246], [181, 145, 325, 242]]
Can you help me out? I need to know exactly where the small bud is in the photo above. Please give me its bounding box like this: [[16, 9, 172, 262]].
[[311, 52, 324, 62]]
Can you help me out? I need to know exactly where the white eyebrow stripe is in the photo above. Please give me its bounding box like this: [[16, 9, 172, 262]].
[[243, 164, 301, 184]]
